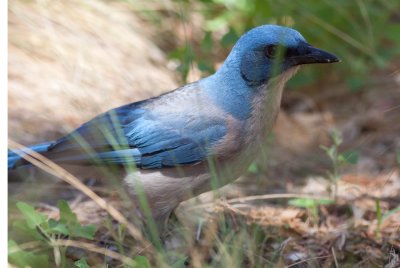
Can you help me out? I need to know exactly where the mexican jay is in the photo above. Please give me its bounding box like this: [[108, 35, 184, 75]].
[[8, 25, 339, 231]]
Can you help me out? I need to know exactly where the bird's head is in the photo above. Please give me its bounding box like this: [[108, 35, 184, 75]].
[[220, 25, 340, 87]]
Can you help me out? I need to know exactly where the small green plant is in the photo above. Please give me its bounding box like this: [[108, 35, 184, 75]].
[[375, 198, 382, 238], [320, 129, 359, 200], [74, 258, 90, 268], [247, 162, 259, 174], [9, 200, 96, 268], [289, 198, 334, 221], [375, 199, 400, 238], [320, 129, 344, 200], [8, 240, 49, 268]]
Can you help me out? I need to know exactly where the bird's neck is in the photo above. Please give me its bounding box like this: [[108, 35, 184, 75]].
[[202, 65, 300, 134], [201, 65, 300, 122], [245, 66, 301, 141], [201, 66, 261, 121]]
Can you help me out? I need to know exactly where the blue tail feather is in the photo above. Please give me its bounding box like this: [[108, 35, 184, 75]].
[[8, 142, 54, 169]]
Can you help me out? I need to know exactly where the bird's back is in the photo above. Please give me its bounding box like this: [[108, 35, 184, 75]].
[[37, 81, 231, 169]]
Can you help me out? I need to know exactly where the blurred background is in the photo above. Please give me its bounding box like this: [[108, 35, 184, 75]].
[[8, 0, 400, 267]]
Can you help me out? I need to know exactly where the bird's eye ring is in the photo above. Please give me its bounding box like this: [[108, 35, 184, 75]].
[[264, 45, 278, 59]]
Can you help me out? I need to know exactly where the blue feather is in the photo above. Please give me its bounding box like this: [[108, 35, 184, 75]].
[[8, 142, 54, 169], [37, 90, 228, 169]]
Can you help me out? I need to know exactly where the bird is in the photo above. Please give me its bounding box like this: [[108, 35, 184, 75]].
[[8, 25, 339, 234]]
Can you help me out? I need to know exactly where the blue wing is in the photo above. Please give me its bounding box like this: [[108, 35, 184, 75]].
[[45, 94, 227, 169], [8, 142, 54, 169]]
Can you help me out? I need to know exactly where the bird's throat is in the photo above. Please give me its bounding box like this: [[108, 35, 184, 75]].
[[244, 66, 301, 151]]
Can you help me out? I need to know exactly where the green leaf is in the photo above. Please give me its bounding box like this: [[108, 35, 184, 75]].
[[325, 146, 336, 160], [397, 151, 400, 164], [221, 27, 238, 47], [48, 219, 69, 235], [16, 202, 47, 229], [57, 200, 97, 239], [247, 163, 258, 173], [12, 219, 44, 240], [341, 150, 359, 164], [201, 31, 213, 52], [331, 129, 343, 146], [70, 224, 96, 240], [8, 240, 49, 268], [74, 258, 90, 268], [338, 154, 346, 164], [317, 199, 336, 205], [289, 198, 334, 208], [133, 255, 150, 268], [197, 61, 214, 73], [58, 200, 78, 225], [289, 198, 316, 208], [382, 207, 400, 221]]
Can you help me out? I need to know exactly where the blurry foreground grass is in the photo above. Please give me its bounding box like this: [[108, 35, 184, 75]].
[[8, 134, 400, 267], [8, 158, 400, 267]]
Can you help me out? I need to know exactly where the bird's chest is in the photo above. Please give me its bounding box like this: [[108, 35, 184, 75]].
[[212, 85, 284, 188], [242, 86, 283, 156], [241, 68, 299, 158]]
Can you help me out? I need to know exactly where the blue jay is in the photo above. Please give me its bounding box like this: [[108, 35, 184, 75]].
[[9, 25, 339, 231]]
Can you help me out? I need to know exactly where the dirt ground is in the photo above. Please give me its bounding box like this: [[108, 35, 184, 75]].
[[8, 0, 400, 267], [8, 0, 178, 144]]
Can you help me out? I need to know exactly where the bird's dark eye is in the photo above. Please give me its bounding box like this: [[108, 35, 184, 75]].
[[264, 45, 278, 58]]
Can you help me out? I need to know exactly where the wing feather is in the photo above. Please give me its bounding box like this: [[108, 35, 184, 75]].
[[45, 87, 228, 169]]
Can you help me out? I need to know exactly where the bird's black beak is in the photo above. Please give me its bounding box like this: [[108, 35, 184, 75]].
[[291, 43, 340, 66]]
